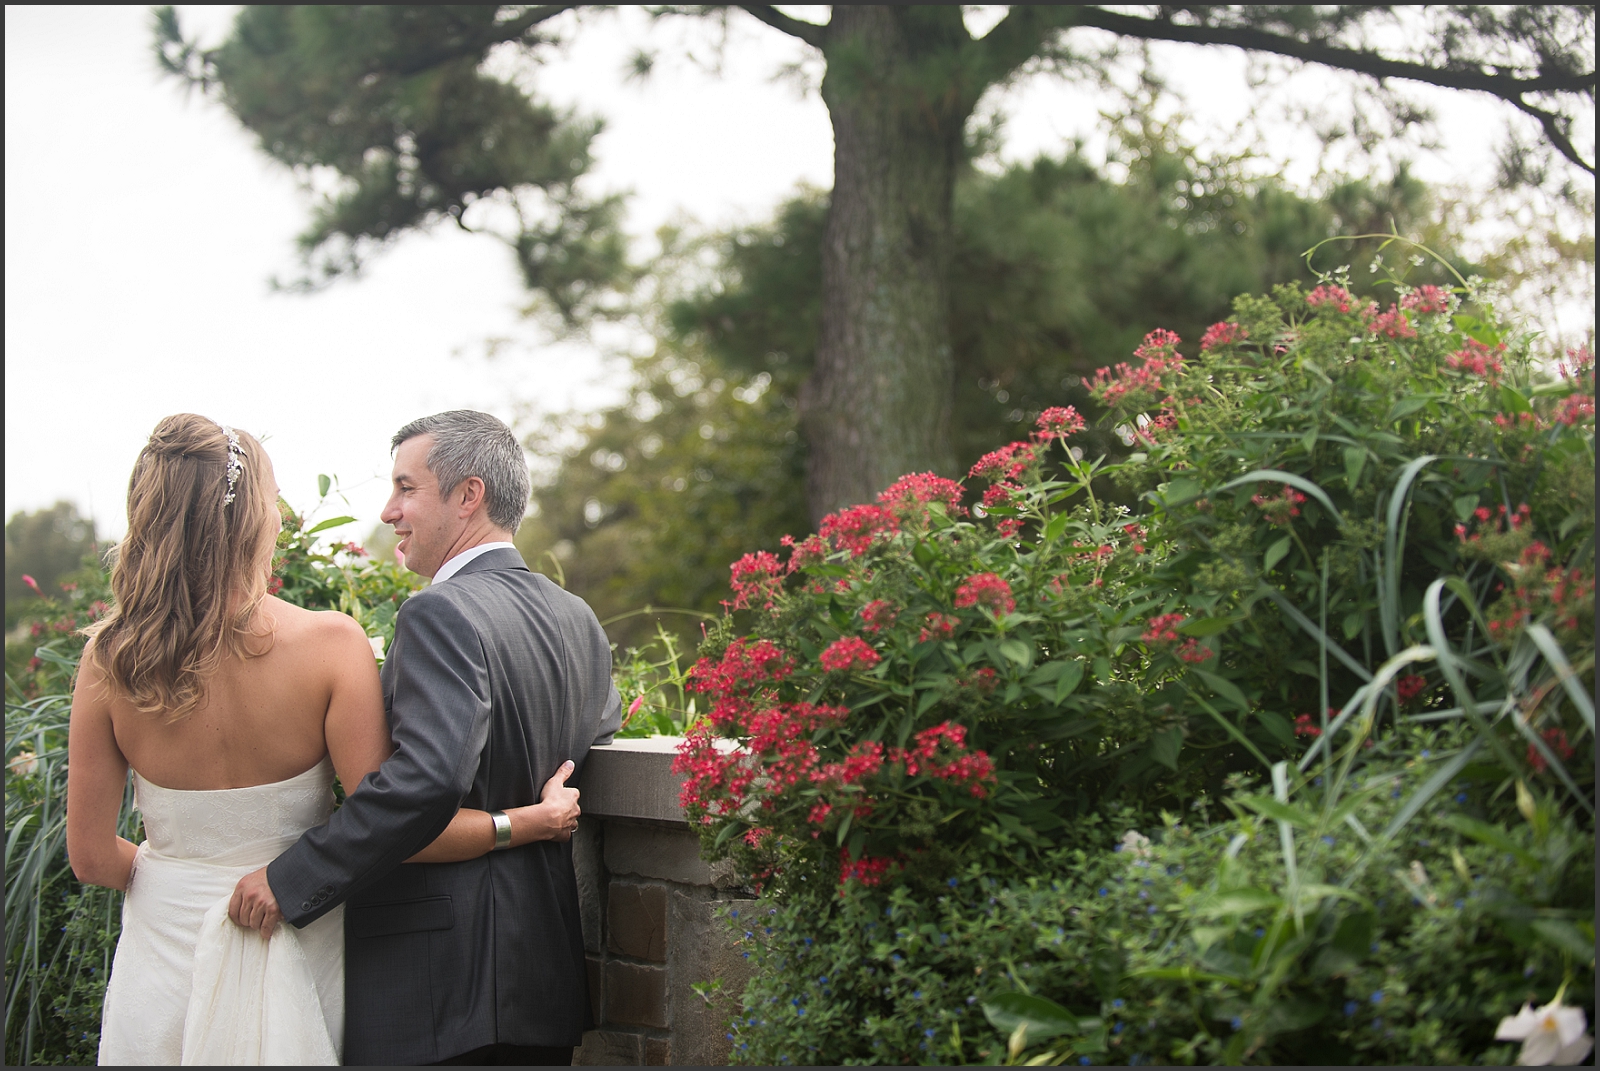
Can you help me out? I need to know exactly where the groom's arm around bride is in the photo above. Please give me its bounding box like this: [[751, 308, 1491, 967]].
[[236, 411, 622, 1066]]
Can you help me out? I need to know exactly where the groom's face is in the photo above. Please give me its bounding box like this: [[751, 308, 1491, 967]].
[[382, 434, 458, 578]]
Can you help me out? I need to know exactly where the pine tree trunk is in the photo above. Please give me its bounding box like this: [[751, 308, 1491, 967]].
[[802, 7, 975, 523]]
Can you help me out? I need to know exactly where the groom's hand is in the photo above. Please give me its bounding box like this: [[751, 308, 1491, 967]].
[[531, 759, 581, 842], [230, 867, 284, 938]]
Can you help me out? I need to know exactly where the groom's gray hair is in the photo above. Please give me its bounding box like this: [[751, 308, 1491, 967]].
[[392, 410, 531, 533]]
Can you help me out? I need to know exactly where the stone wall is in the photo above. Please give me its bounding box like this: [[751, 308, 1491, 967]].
[[572, 738, 755, 1066]]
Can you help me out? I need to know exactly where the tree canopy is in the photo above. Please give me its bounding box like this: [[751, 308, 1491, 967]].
[[156, 4, 1595, 519]]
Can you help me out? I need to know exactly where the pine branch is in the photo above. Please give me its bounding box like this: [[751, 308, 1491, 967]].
[[738, 4, 827, 49]]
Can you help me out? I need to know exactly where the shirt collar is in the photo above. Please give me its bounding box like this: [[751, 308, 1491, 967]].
[[431, 541, 518, 586]]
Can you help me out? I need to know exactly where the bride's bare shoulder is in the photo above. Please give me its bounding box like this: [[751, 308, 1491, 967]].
[[261, 597, 369, 653]]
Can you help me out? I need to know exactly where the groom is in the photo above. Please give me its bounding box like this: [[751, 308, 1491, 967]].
[[232, 410, 621, 1065]]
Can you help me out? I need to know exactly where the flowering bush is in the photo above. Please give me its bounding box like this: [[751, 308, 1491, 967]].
[[684, 272, 1593, 1064]]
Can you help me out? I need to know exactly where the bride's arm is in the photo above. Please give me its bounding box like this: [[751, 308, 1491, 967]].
[[323, 618, 579, 865], [65, 647, 140, 891]]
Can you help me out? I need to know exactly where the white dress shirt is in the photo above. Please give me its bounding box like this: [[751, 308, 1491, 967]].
[[431, 541, 518, 586]]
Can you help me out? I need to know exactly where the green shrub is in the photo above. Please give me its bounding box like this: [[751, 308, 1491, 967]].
[[680, 269, 1594, 1064]]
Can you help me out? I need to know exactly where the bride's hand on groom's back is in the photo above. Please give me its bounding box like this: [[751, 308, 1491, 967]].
[[521, 760, 580, 843]]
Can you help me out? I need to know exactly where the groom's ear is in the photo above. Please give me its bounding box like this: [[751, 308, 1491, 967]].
[[455, 475, 489, 518]]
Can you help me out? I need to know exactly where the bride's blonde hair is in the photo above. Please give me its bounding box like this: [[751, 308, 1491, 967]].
[[84, 414, 278, 720]]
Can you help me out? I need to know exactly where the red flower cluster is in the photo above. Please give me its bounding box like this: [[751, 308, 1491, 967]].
[[1454, 502, 1531, 547], [814, 740, 885, 788], [1252, 485, 1308, 526], [820, 636, 880, 672], [1199, 321, 1247, 351], [955, 572, 1015, 616], [267, 576, 284, 596], [969, 441, 1039, 482], [1293, 713, 1323, 738], [1090, 330, 1185, 408], [1396, 674, 1429, 705], [1528, 726, 1577, 774], [1366, 304, 1417, 339], [1142, 613, 1185, 644], [1554, 393, 1595, 426], [1306, 285, 1354, 313], [877, 472, 967, 520], [1445, 338, 1506, 380], [818, 504, 899, 557], [967, 667, 1000, 693], [839, 849, 893, 887], [897, 722, 995, 796], [982, 482, 1021, 508], [1401, 285, 1452, 314], [918, 612, 959, 642], [1177, 640, 1214, 663], [780, 532, 828, 571], [726, 550, 785, 610], [859, 600, 898, 633], [1035, 406, 1087, 438], [1123, 522, 1147, 554], [688, 638, 796, 705]]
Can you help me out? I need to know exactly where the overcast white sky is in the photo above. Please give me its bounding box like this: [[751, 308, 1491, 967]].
[[5, 5, 1588, 542]]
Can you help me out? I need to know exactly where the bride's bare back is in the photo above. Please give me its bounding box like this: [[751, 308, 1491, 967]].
[[101, 596, 387, 792]]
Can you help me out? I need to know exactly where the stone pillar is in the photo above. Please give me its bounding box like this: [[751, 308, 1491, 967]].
[[573, 738, 754, 1066]]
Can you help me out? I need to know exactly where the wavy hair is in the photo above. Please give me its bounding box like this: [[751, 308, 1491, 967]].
[[83, 414, 277, 720]]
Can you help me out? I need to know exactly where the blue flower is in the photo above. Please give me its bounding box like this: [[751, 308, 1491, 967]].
[[1230, 1016, 1243, 1030], [730, 909, 740, 919], [1420, 749, 1430, 758], [1112, 999, 1125, 1009], [1454, 899, 1465, 909], [1138, 890, 1149, 900], [1321, 835, 1336, 846], [1370, 990, 1383, 1004], [1079, 1058, 1092, 1066], [1098, 887, 1109, 896], [913, 991, 923, 1000], [1313, 776, 1324, 786], [1148, 905, 1158, 915], [1344, 1001, 1359, 1016], [804, 937, 813, 946], [819, 976, 828, 984], [948, 877, 959, 887], [967, 995, 978, 1005], [1455, 792, 1468, 803], [727, 1033, 736, 1041], [924, 1028, 936, 1038], [1112, 1021, 1124, 1035], [1254, 927, 1265, 938]]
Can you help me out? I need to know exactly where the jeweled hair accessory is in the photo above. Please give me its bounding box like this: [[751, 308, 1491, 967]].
[[217, 424, 245, 506]]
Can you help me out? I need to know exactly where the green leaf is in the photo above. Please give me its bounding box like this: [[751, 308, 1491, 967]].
[[1331, 912, 1375, 958], [1216, 469, 1342, 525], [1162, 477, 1203, 507], [306, 515, 358, 535], [1530, 919, 1596, 962], [1055, 660, 1085, 704], [1342, 611, 1363, 640], [1254, 710, 1293, 747], [1197, 887, 1282, 918], [1150, 729, 1182, 771], [1452, 494, 1479, 522], [1499, 384, 1532, 415], [1438, 813, 1536, 867], [1385, 395, 1431, 422], [1343, 446, 1367, 489], [317, 473, 332, 497], [1044, 512, 1071, 543], [1194, 669, 1250, 712], [999, 639, 1033, 667], [981, 992, 1087, 1043], [1179, 617, 1236, 638], [1092, 655, 1111, 684], [1234, 794, 1313, 827], [1263, 536, 1292, 573], [915, 688, 944, 717]]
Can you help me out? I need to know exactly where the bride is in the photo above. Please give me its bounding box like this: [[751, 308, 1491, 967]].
[[65, 415, 579, 1065]]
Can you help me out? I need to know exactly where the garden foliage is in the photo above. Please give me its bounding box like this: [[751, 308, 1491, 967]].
[[674, 273, 1595, 1064]]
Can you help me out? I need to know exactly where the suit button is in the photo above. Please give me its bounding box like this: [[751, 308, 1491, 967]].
[[302, 901, 312, 910]]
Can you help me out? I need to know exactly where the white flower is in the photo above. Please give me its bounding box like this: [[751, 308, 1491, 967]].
[[8, 750, 37, 777], [1120, 830, 1152, 859], [1496, 998, 1595, 1065], [369, 636, 386, 661]]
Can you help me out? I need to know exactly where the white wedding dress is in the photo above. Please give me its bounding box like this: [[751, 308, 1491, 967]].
[[98, 757, 345, 1065]]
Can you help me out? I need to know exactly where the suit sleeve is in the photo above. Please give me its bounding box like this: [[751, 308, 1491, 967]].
[[267, 593, 492, 927]]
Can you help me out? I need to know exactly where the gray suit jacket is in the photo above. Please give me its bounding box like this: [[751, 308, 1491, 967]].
[[266, 548, 622, 1064]]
